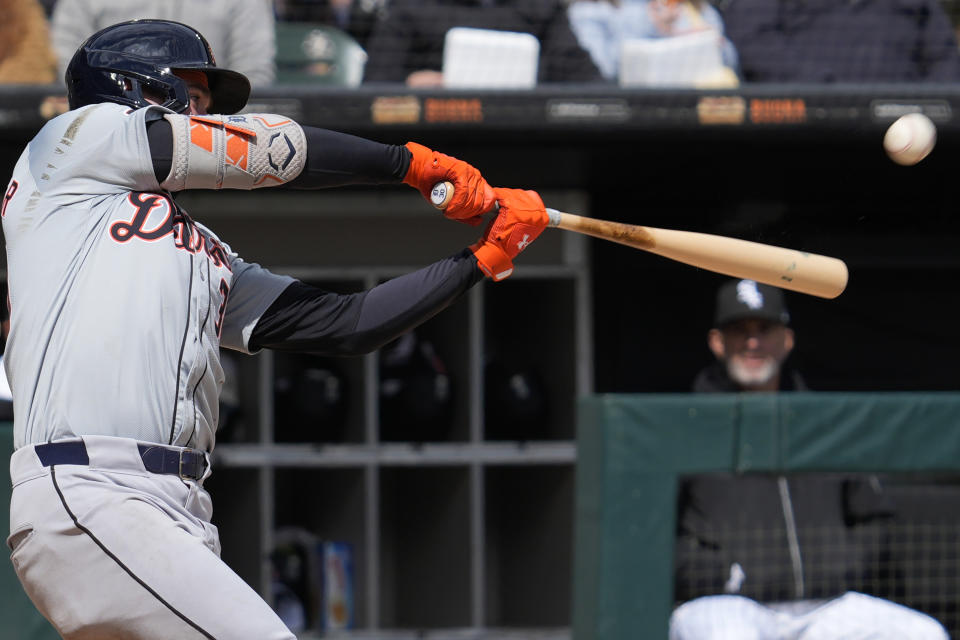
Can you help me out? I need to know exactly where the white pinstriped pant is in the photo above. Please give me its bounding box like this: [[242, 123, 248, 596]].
[[669, 592, 949, 640]]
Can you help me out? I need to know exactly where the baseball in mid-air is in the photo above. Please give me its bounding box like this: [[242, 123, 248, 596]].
[[883, 113, 937, 166]]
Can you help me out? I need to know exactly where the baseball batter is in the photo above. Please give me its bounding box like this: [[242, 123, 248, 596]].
[[2, 19, 549, 639]]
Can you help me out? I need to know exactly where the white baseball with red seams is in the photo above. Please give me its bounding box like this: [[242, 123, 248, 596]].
[[883, 113, 937, 166]]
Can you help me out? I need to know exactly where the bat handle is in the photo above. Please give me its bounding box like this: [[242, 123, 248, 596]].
[[431, 182, 562, 226]]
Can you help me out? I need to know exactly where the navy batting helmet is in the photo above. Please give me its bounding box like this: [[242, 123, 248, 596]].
[[65, 19, 250, 115]]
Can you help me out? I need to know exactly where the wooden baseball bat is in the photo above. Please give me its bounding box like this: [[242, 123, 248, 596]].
[[430, 181, 848, 299]]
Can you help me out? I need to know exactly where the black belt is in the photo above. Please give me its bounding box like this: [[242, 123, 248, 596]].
[[34, 440, 208, 481]]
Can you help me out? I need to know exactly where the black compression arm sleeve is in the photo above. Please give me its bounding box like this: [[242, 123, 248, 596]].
[[250, 249, 483, 355], [146, 116, 411, 188], [287, 126, 411, 189], [146, 115, 173, 184]]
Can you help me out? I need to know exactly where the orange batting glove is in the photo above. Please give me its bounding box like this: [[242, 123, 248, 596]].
[[470, 188, 549, 281], [403, 142, 495, 225]]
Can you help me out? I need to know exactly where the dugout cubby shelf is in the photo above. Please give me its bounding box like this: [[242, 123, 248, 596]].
[[483, 279, 580, 442], [198, 188, 592, 637], [379, 466, 473, 628], [485, 465, 575, 627]]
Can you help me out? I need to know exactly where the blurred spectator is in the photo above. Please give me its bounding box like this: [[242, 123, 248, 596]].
[[568, 0, 739, 86], [37, 0, 57, 18], [50, 0, 276, 86], [671, 279, 948, 639], [363, 0, 605, 86], [718, 0, 960, 82], [0, 0, 57, 84], [274, 0, 384, 49], [944, 0, 960, 43]]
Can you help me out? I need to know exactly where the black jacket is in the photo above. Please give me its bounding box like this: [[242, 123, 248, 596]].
[[679, 364, 895, 603], [675, 473, 896, 603], [363, 0, 604, 83], [720, 0, 960, 82]]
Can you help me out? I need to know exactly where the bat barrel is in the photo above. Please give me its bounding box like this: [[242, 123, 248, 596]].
[[553, 211, 848, 299], [644, 227, 849, 299]]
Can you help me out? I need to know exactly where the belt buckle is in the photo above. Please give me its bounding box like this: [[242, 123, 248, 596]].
[[178, 450, 204, 480]]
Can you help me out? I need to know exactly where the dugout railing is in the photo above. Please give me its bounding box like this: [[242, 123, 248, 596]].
[[573, 392, 960, 640]]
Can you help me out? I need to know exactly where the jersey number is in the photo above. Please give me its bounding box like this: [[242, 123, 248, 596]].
[[214, 279, 230, 338]]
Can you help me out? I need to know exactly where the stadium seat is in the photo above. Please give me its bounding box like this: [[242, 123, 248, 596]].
[[274, 22, 367, 86]]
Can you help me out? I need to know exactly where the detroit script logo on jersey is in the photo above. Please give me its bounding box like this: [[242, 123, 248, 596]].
[[110, 192, 231, 270], [110, 192, 234, 335]]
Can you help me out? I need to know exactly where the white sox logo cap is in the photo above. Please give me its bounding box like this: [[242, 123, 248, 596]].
[[713, 279, 791, 327]]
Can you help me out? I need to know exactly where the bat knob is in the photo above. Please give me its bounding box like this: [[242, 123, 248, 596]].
[[430, 181, 454, 209]]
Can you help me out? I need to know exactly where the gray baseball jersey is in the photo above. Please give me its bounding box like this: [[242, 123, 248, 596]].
[[2, 102, 293, 452]]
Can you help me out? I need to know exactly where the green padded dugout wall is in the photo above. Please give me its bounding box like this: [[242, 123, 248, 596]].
[[572, 392, 960, 640], [1, 424, 59, 639]]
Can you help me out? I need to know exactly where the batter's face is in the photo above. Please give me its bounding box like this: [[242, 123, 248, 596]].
[[708, 318, 795, 391], [182, 80, 212, 115]]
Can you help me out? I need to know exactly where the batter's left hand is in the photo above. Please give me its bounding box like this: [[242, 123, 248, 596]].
[[403, 142, 495, 225]]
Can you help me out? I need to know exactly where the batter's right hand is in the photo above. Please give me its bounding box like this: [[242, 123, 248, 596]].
[[403, 142, 495, 225], [470, 188, 548, 281]]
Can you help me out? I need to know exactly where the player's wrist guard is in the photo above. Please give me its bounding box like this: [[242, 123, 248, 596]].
[[470, 240, 514, 281]]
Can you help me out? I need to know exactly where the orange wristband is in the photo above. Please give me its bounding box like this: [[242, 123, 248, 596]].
[[470, 240, 514, 281]]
